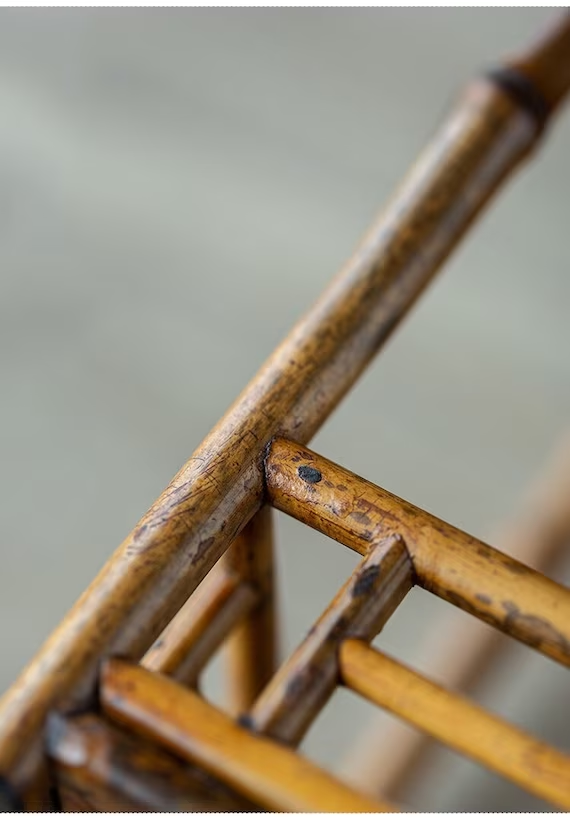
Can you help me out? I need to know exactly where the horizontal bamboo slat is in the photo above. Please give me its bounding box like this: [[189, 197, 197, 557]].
[[266, 438, 570, 667], [100, 659, 392, 812], [248, 534, 412, 744], [340, 639, 570, 809], [46, 713, 252, 812]]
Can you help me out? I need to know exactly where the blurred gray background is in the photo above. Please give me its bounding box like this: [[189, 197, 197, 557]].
[[0, 8, 569, 811]]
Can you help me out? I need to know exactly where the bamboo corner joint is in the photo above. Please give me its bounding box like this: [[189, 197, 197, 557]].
[[1, 11, 570, 814]]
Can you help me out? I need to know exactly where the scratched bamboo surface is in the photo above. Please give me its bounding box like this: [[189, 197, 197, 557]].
[[266, 438, 570, 666], [1, 7, 568, 808], [1, 19, 560, 804]]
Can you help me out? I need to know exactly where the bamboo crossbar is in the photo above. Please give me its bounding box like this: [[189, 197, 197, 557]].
[[141, 568, 257, 686], [1, 11, 570, 812], [247, 535, 413, 745], [342, 430, 570, 798], [340, 640, 570, 810], [266, 438, 570, 667]]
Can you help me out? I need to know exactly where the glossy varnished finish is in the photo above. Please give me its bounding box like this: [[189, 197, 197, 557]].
[[340, 640, 570, 809], [222, 506, 278, 714], [266, 438, 570, 667], [247, 535, 412, 745], [46, 713, 251, 812], [100, 659, 391, 812]]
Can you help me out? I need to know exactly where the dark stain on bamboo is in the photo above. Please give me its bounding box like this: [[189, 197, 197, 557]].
[[297, 466, 322, 484], [352, 565, 382, 598], [46, 713, 255, 812], [502, 601, 570, 658], [1, 15, 569, 803], [265, 437, 570, 669]]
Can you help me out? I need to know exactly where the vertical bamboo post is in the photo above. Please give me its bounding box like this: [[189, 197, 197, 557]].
[[222, 505, 278, 714]]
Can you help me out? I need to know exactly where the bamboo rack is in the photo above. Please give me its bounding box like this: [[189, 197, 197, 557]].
[[1, 12, 569, 812]]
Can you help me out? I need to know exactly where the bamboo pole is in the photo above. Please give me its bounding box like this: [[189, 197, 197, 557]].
[[265, 438, 570, 667], [100, 659, 392, 813], [142, 567, 256, 687], [222, 505, 279, 714], [247, 534, 413, 744], [0, 16, 568, 802], [341, 427, 570, 798], [340, 640, 570, 810]]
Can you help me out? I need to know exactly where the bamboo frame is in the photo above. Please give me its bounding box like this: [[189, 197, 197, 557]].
[[341, 426, 570, 798], [265, 438, 570, 667], [247, 534, 413, 744], [0, 12, 569, 812]]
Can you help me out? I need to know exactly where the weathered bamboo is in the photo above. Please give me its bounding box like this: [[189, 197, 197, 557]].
[[247, 535, 412, 744], [342, 427, 570, 798], [142, 567, 256, 687], [222, 506, 278, 714], [340, 640, 570, 810], [1, 17, 569, 804], [265, 438, 570, 666], [100, 659, 391, 812], [46, 713, 252, 812]]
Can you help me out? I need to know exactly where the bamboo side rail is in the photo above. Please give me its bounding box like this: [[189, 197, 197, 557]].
[[142, 567, 256, 686], [0, 30, 553, 803], [247, 535, 413, 744], [265, 438, 570, 666], [340, 640, 570, 810], [46, 713, 251, 812], [100, 659, 392, 813], [221, 506, 278, 714], [342, 427, 570, 798]]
